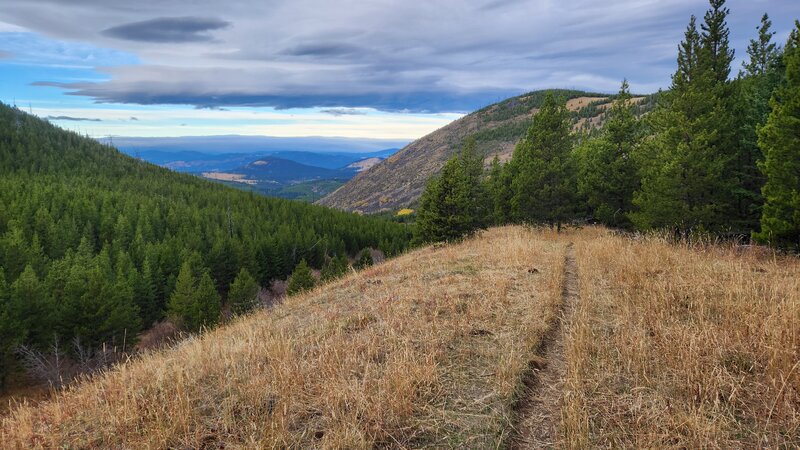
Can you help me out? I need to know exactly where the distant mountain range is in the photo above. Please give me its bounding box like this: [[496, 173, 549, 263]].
[[103, 135, 408, 155], [104, 135, 403, 202]]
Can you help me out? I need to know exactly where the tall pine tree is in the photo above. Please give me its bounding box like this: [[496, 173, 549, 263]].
[[731, 14, 783, 233], [576, 80, 641, 228], [510, 91, 576, 230], [167, 261, 197, 331], [632, 4, 735, 234], [754, 22, 800, 249]]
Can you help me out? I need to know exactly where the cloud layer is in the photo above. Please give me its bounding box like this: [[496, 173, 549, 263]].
[[102, 17, 230, 43], [46, 115, 102, 121], [2, 0, 799, 112]]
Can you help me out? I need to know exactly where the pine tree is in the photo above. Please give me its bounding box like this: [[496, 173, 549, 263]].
[[286, 259, 316, 295], [459, 137, 488, 230], [135, 258, 160, 326], [194, 271, 221, 330], [511, 91, 576, 230], [0, 268, 15, 391], [99, 276, 142, 348], [754, 22, 800, 249], [576, 81, 641, 228], [631, 6, 734, 233], [484, 156, 513, 225], [228, 268, 260, 316], [731, 14, 784, 233], [9, 265, 53, 348], [167, 261, 197, 330], [415, 138, 486, 243], [700, 0, 734, 84], [744, 14, 780, 76], [320, 254, 348, 281]]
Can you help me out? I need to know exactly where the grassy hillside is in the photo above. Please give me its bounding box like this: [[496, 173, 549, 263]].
[[3, 226, 797, 447], [563, 230, 800, 447], [318, 90, 654, 214], [0, 227, 567, 448]]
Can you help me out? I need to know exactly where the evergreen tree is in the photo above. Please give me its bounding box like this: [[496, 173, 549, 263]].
[[754, 22, 800, 249], [286, 259, 316, 295], [353, 249, 374, 270], [194, 271, 222, 330], [415, 138, 486, 243], [167, 261, 197, 330], [99, 277, 142, 348], [9, 265, 53, 348], [576, 81, 641, 228], [0, 269, 15, 391], [700, 0, 734, 83], [135, 258, 160, 326], [459, 137, 488, 229], [228, 268, 260, 316], [731, 14, 783, 233], [320, 254, 349, 281], [744, 14, 781, 76], [510, 91, 576, 230], [484, 156, 513, 225], [632, 5, 734, 233]]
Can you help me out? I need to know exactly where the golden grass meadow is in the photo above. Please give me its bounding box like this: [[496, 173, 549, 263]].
[[2, 226, 798, 449]]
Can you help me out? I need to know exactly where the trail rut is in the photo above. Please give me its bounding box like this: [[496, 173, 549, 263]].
[[512, 243, 579, 449]]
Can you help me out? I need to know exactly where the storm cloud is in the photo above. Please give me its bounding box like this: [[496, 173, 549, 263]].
[[102, 17, 230, 43], [3, 0, 800, 112]]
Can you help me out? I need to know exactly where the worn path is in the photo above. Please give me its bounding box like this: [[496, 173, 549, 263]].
[[513, 243, 579, 449]]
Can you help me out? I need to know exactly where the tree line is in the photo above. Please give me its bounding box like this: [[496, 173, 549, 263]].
[[0, 103, 412, 391], [417, 1, 800, 252]]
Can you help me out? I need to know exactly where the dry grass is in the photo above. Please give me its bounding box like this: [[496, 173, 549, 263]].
[[1, 226, 566, 449], [562, 228, 800, 448], [6, 226, 795, 449]]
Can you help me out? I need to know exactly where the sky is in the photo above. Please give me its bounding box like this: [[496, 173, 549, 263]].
[[1, 0, 798, 139]]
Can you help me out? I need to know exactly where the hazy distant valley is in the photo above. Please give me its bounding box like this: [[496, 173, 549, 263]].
[[108, 136, 403, 201]]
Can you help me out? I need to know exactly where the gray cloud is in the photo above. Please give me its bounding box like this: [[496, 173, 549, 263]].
[[282, 43, 363, 57], [102, 16, 230, 43], [46, 115, 102, 122], [321, 108, 368, 116], [129, 116, 139, 120], [4, 0, 800, 112], [0, 50, 12, 59]]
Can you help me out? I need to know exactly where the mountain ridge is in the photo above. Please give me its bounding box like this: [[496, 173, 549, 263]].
[[318, 89, 653, 213]]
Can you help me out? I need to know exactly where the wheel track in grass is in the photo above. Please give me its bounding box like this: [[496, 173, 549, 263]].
[[512, 242, 578, 449]]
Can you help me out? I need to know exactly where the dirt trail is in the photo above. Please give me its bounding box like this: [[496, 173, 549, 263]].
[[512, 243, 579, 449]]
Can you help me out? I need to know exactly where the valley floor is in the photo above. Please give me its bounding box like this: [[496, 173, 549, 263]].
[[2, 226, 798, 448]]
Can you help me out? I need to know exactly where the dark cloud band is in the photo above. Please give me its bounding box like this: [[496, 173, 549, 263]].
[[46, 115, 102, 122], [102, 16, 230, 43], [46, 82, 516, 113]]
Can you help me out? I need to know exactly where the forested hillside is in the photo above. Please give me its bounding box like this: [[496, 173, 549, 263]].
[[318, 89, 654, 213], [0, 103, 412, 390], [415, 6, 799, 250]]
